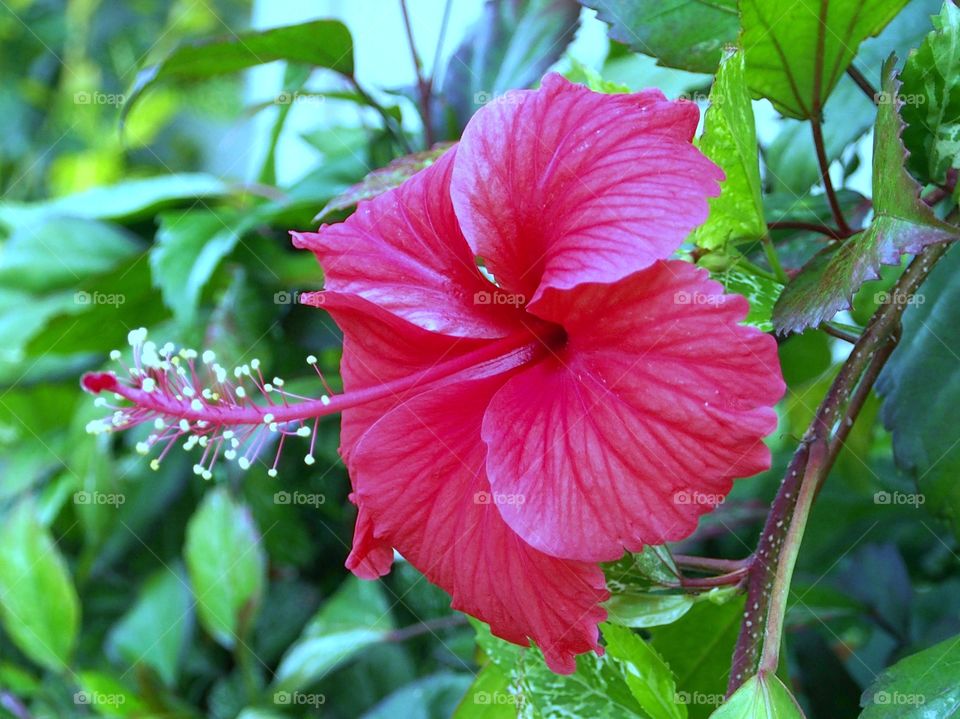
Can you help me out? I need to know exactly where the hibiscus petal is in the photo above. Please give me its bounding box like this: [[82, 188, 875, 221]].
[[345, 498, 394, 579], [292, 148, 517, 338], [350, 376, 609, 673], [450, 73, 723, 303], [483, 261, 785, 562]]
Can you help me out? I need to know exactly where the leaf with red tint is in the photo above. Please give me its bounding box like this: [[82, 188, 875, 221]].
[[315, 143, 455, 221], [773, 58, 959, 335]]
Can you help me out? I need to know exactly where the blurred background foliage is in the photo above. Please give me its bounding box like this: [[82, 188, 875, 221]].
[[0, 0, 957, 718]]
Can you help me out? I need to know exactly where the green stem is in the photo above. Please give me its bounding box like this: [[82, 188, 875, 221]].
[[761, 234, 789, 283], [727, 242, 952, 693], [349, 78, 413, 154]]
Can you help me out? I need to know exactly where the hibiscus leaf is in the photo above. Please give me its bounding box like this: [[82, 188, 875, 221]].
[[0, 501, 80, 672], [773, 58, 959, 335], [710, 672, 804, 718], [0, 173, 230, 227], [471, 620, 658, 718], [602, 623, 686, 719], [690, 49, 766, 251], [273, 576, 394, 692], [650, 598, 745, 719], [740, 0, 907, 119], [900, 1, 960, 185], [714, 267, 783, 333], [859, 632, 960, 716], [150, 208, 252, 324], [765, 76, 876, 196], [603, 547, 696, 628], [122, 20, 354, 123], [581, 0, 738, 74], [876, 244, 960, 538], [316, 143, 454, 221], [453, 662, 517, 718], [434, 0, 581, 137], [106, 567, 193, 686], [565, 59, 630, 94], [184, 488, 266, 650]]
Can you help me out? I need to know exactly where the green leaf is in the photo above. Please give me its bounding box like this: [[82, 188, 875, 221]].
[[900, 1, 960, 185], [740, 0, 907, 119], [316, 144, 454, 221], [124, 20, 354, 122], [0, 217, 141, 293], [876, 244, 960, 536], [436, 0, 581, 136], [0, 174, 229, 227], [453, 662, 517, 718], [603, 547, 695, 628], [0, 501, 80, 672], [363, 673, 475, 719], [714, 267, 783, 333], [859, 632, 960, 717], [472, 621, 649, 717], [74, 671, 149, 718], [651, 598, 746, 719], [106, 567, 193, 685], [691, 49, 766, 251], [765, 77, 876, 196], [773, 58, 958, 334], [273, 576, 395, 692], [150, 208, 248, 323], [583, 0, 738, 74], [603, 623, 686, 719], [184, 488, 266, 649], [709, 672, 804, 718], [565, 60, 631, 94]]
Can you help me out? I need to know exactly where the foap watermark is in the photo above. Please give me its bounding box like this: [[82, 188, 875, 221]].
[[473, 290, 525, 307], [273, 691, 326, 708], [673, 490, 725, 507], [675, 691, 724, 707], [872, 690, 926, 706], [275, 92, 325, 106], [474, 490, 525, 506], [74, 691, 126, 708], [874, 91, 926, 107], [274, 290, 305, 305], [473, 90, 524, 107], [74, 491, 126, 508], [274, 490, 326, 507], [474, 690, 524, 706], [75, 291, 125, 307], [874, 290, 924, 307], [74, 91, 126, 106], [674, 290, 723, 306], [874, 490, 925, 507]]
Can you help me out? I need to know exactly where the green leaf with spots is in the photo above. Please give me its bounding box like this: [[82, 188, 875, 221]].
[[740, 0, 907, 119], [582, 0, 739, 73], [773, 58, 958, 334], [691, 49, 766, 251], [715, 267, 783, 332], [900, 1, 960, 185]]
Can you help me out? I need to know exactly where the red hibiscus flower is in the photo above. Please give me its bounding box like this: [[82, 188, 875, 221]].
[[290, 74, 785, 672]]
